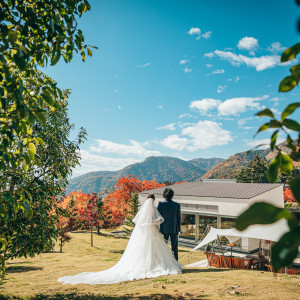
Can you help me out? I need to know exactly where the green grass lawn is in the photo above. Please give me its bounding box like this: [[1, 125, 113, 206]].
[[1, 230, 300, 299]]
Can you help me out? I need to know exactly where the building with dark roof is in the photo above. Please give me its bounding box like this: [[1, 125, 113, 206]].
[[139, 182, 284, 251]]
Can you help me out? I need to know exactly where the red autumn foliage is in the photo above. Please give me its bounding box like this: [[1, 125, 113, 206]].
[[77, 193, 100, 229], [104, 176, 165, 225], [284, 188, 296, 203]]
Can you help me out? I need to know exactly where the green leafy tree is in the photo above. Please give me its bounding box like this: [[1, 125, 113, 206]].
[[236, 155, 269, 183], [236, 1, 300, 272], [0, 81, 86, 281], [0, 0, 93, 281], [122, 193, 140, 236]]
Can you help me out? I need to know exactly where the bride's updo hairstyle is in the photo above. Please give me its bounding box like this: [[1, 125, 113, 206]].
[[146, 193, 155, 200]]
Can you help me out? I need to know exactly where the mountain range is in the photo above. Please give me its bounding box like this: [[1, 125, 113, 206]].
[[67, 141, 299, 194], [66, 156, 224, 194]]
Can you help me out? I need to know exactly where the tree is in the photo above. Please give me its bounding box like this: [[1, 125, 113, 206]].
[[236, 1, 300, 272], [122, 193, 140, 236], [0, 0, 93, 282], [77, 193, 100, 247], [236, 155, 269, 183], [104, 176, 165, 225], [0, 87, 86, 281]]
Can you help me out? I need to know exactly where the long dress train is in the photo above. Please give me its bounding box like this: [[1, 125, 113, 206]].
[[57, 198, 183, 285]]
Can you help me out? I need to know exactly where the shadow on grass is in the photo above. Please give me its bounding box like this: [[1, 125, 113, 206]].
[[183, 268, 230, 274], [70, 231, 129, 240], [0, 293, 209, 299], [6, 266, 43, 273]]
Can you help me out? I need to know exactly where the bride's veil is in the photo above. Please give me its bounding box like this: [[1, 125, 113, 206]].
[[132, 198, 164, 226]]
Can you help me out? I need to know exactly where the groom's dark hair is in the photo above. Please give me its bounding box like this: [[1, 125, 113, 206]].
[[163, 188, 174, 201]]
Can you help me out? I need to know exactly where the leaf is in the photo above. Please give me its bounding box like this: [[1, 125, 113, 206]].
[[271, 228, 300, 272], [87, 48, 92, 56], [269, 120, 282, 128], [282, 118, 300, 131], [281, 102, 300, 121], [256, 108, 274, 118], [28, 149, 35, 160], [51, 51, 61, 66], [29, 142, 36, 154], [255, 122, 269, 136], [36, 137, 45, 147], [279, 76, 297, 92], [268, 154, 280, 182], [280, 153, 293, 175], [281, 43, 300, 62], [289, 175, 300, 203], [8, 30, 19, 43], [235, 202, 291, 231], [270, 130, 278, 151], [23, 200, 30, 211], [290, 64, 300, 80]]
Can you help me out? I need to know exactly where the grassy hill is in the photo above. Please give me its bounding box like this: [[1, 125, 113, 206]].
[[2, 231, 300, 299], [66, 156, 224, 194]]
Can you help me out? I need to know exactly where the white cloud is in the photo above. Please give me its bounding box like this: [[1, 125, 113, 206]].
[[137, 62, 151, 68], [182, 121, 233, 151], [268, 42, 285, 54], [217, 85, 227, 93], [189, 98, 221, 114], [238, 36, 259, 51], [212, 69, 225, 74], [180, 59, 189, 64], [235, 76, 240, 82], [118, 105, 121, 110], [158, 105, 164, 109], [90, 139, 161, 157], [73, 150, 142, 176], [160, 135, 187, 151], [113, 89, 118, 93], [228, 78, 232, 82], [218, 95, 269, 116], [206, 64, 212, 68], [184, 67, 192, 73], [188, 27, 201, 35], [178, 113, 192, 119], [157, 123, 176, 131], [244, 139, 271, 149], [214, 50, 282, 71], [270, 97, 279, 102], [202, 31, 212, 39], [204, 52, 214, 58]]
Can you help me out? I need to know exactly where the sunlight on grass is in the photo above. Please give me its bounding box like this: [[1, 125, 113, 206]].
[[1, 230, 300, 299]]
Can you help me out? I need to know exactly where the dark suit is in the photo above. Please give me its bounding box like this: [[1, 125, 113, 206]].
[[157, 200, 181, 261]]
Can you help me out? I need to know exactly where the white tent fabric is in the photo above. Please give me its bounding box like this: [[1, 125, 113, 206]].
[[191, 219, 289, 252]]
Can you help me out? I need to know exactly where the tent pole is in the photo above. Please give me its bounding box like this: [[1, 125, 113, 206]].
[[217, 234, 228, 268], [259, 239, 262, 256]]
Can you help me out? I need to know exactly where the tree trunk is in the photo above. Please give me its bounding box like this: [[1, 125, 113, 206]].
[[91, 226, 93, 247], [60, 238, 63, 253], [97, 225, 100, 235]]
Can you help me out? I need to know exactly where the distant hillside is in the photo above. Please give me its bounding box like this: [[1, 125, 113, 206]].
[[200, 150, 267, 179], [66, 156, 224, 194], [201, 141, 300, 180]]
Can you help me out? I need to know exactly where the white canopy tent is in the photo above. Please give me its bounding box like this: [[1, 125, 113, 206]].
[[190, 219, 289, 252]]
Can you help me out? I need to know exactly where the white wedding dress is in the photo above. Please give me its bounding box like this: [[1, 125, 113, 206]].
[[58, 198, 183, 285]]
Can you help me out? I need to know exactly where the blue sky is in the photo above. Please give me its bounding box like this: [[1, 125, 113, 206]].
[[44, 0, 300, 177]]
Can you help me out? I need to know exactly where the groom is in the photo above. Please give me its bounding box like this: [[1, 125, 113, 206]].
[[157, 187, 181, 261]]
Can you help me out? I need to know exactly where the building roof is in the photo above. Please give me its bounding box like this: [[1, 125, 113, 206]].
[[140, 182, 283, 199]]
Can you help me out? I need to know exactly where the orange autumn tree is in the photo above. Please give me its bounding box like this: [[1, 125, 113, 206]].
[[104, 176, 165, 225]]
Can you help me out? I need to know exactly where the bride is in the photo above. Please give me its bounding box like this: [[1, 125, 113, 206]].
[[58, 194, 183, 285]]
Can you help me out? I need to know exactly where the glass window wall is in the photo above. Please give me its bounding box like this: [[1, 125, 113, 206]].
[[181, 213, 196, 240]]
